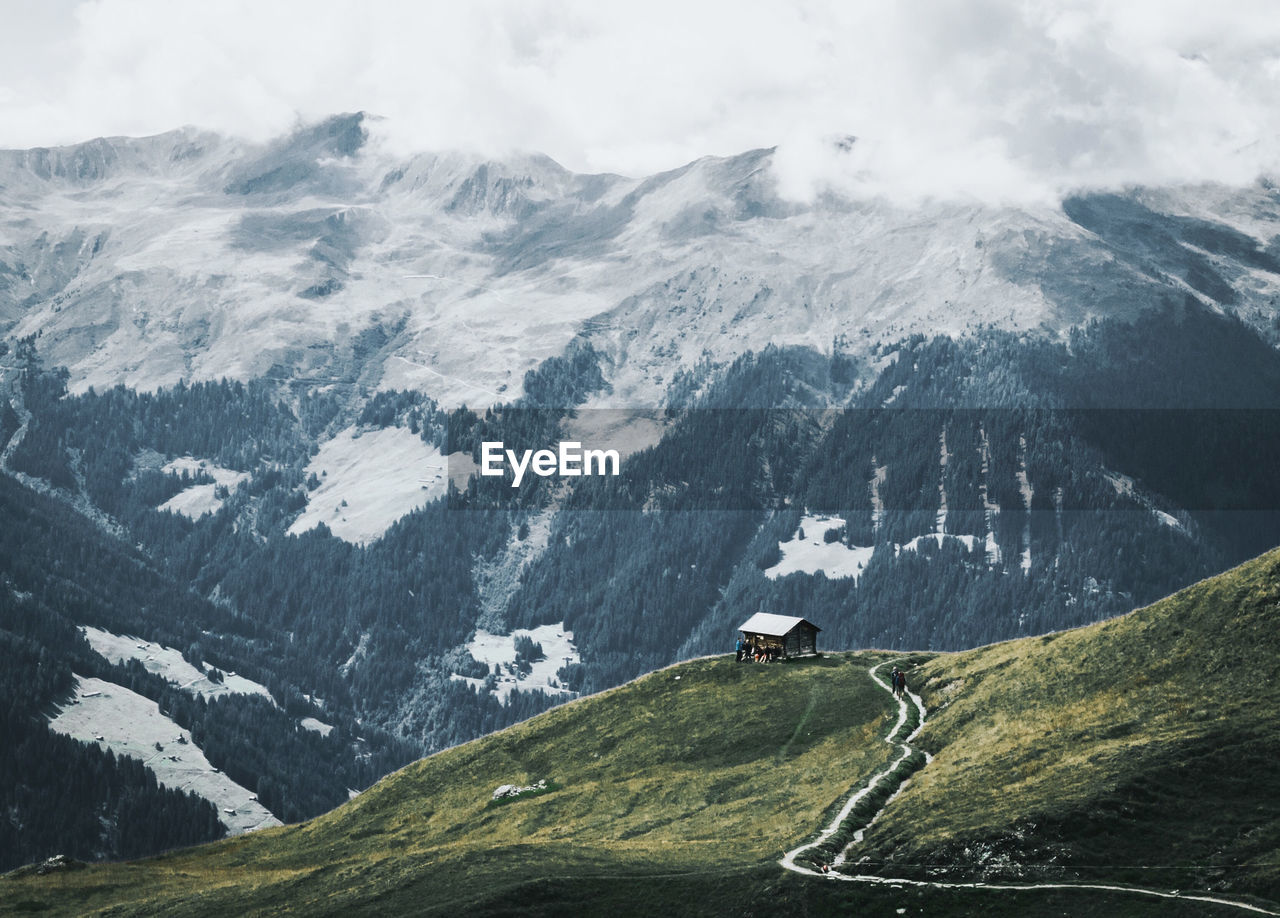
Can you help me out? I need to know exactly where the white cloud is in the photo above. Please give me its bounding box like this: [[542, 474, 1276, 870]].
[[1, 0, 1278, 202]]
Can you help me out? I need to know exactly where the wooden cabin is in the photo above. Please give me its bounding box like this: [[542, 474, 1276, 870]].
[[738, 612, 820, 658]]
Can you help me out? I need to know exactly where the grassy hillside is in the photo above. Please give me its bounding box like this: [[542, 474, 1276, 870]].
[[1, 653, 908, 916], [858, 545, 1280, 904], [5, 548, 1280, 916]]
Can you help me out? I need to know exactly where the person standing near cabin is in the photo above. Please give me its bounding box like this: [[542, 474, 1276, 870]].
[[736, 636, 744, 662]]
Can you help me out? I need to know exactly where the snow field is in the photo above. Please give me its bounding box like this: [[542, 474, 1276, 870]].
[[157, 457, 250, 519], [764, 513, 983, 583], [48, 676, 281, 835], [764, 515, 875, 583], [288, 426, 447, 545], [450, 623, 579, 704], [300, 717, 334, 736], [82, 626, 275, 704]]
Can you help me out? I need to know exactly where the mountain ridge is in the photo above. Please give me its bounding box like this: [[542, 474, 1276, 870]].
[[4, 113, 1278, 404]]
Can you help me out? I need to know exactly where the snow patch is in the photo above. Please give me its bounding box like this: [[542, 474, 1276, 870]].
[[766, 513, 987, 581], [300, 717, 334, 737], [288, 426, 447, 545], [82, 626, 274, 704], [157, 457, 249, 519], [764, 514, 875, 583], [450, 623, 579, 704], [48, 675, 281, 835]]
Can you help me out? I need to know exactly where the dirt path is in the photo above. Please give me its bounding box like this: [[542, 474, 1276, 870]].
[[779, 661, 926, 877], [780, 661, 1280, 916]]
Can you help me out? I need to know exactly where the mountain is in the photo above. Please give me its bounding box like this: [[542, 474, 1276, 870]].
[[4, 546, 1277, 916], [3, 115, 1280, 875], [2, 113, 1279, 405]]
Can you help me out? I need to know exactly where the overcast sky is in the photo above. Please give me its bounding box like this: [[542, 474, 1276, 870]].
[[2, 0, 1279, 202]]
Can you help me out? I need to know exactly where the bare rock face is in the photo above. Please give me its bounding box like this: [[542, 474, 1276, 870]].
[[38, 854, 85, 874], [491, 779, 548, 801]]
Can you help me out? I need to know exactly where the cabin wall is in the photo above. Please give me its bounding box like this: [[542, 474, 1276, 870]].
[[741, 625, 819, 657]]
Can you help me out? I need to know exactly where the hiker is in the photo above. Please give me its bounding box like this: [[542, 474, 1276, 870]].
[[735, 637, 744, 662], [896, 670, 907, 697], [890, 668, 900, 697]]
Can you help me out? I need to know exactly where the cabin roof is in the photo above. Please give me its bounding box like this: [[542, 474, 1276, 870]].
[[738, 612, 821, 636]]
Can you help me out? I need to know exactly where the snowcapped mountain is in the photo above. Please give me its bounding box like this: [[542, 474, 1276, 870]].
[[4, 112, 1278, 405], [4, 113, 1280, 875]]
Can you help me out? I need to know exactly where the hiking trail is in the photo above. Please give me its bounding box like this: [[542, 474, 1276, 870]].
[[779, 660, 1280, 916]]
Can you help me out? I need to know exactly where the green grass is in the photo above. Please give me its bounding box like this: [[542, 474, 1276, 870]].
[[854, 546, 1280, 907], [0, 653, 903, 917]]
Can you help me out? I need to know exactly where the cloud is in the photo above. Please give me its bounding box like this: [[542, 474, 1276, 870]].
[[1, 0, 1278, 203]]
